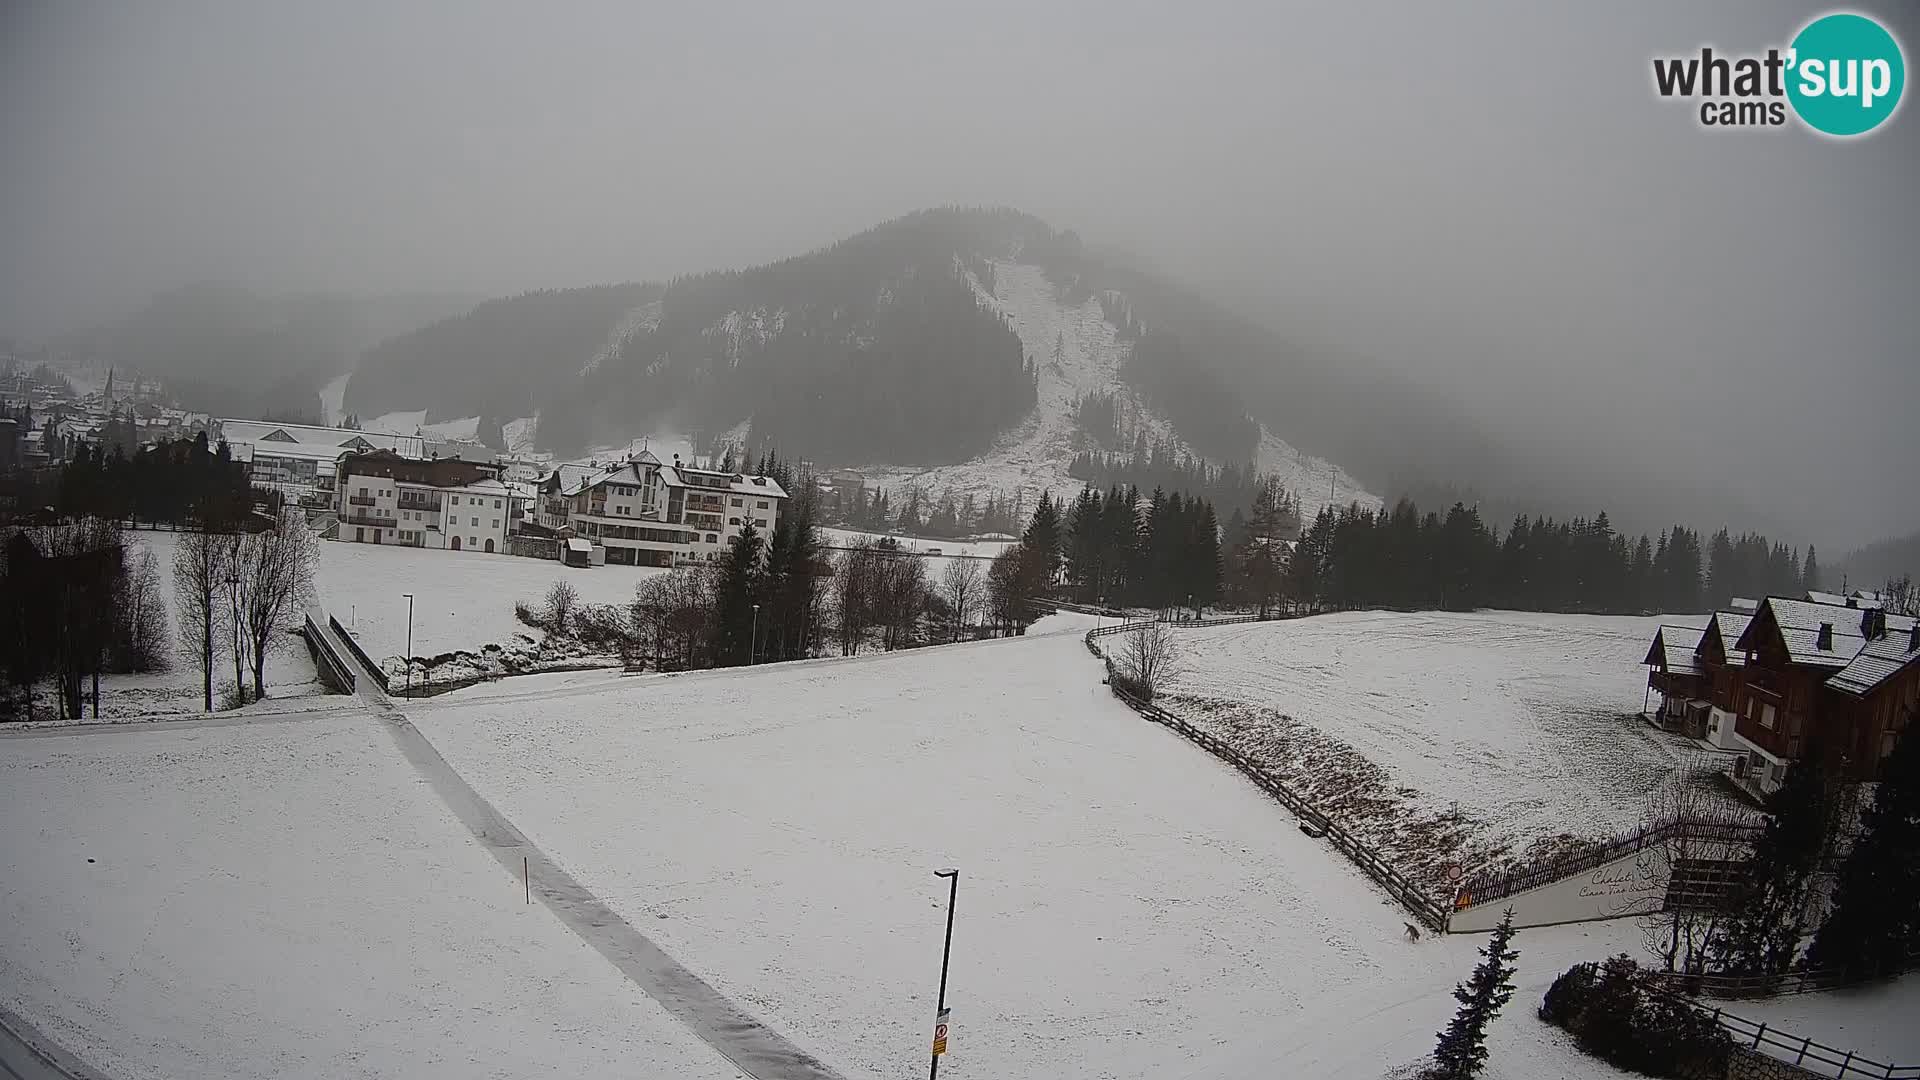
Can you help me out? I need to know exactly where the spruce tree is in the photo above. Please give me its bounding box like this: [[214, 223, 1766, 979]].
[[1021, 491, 1062, 587], [1431, 908, 1520, 1079], [1808, 715, 1919, 980], [710, 522, 764, 666]]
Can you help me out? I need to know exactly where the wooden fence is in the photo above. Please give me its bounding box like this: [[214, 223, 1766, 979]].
[[1085, 620, 1451, 931]]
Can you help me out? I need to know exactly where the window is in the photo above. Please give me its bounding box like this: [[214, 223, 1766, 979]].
[[729, 517, 740, 526], [706, 533, 717, 543], [731, 497, 742, 507], [755, 519, 767, 529], [491, 519, 499, 529], [757, 500, 768, 509], [451, 496, 460, 505], [1760, 704, 1777, 730], [469, 537, 477, 548], [471, 516, 480, 527], [358, 486, 367, 496], [494, 499, 501, 509]]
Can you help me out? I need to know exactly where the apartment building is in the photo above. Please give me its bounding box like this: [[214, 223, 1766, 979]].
[[541, 450, 787, 566], [333, 449, 517, 552]]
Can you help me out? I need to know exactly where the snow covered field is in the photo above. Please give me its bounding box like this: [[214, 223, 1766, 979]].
[[408, 619, 1651, 1080], [0, 713, 746, 1080], [1158, 611, 1723, 889], [315, 540, 668, 661]]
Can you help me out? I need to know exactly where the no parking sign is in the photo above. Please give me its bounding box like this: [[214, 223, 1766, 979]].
[[931, 1007, 950, 1056]]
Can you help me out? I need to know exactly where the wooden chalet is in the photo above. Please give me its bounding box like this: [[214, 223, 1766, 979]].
[[1645, 595, 1919, 797]]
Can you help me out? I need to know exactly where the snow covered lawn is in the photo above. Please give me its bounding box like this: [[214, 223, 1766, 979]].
[[1154, 611, 1737, 895], [1723, 976, 1920, 1070], [0, 713, 746, 1080], [315, 540, 668, 661], [409, 624, 1648, 1080]]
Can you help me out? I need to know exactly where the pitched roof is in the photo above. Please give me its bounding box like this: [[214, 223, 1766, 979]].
[[1826, 629, 1920, 697], [1644, 625, 1705, 674], [1736, 597, 1918, 670], [1704, 611, 1753, 667]]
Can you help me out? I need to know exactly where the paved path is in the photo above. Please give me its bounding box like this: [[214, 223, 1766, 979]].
[[320, 613, 846, 1080]]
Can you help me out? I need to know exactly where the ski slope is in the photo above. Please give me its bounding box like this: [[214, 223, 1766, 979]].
[[408, 616, 1645, 1080], [851, 259, 1378, 520], [0, 713, 747, 1080]]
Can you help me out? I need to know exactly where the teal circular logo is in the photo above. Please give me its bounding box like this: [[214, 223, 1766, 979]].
[[1787, 13, 1905, 136]]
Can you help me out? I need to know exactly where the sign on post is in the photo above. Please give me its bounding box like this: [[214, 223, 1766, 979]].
[[931, 1007, 950, 1056]]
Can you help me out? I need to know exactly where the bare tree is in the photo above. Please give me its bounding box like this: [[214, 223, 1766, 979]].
[[631, 567, 714, 670], [117, 549, 169, 673], [873, 551, 929, 651], [233, 510, 317, 700], [987, 545, 1025, 636], [543, 579, 581, 636], [833, 541, 878, 655], [1881, 574, 1916, 617], [1113, 622, 1183, 700], [174, 525, 230, 711], [940, 557, 984, 642], [1636, 775, 1755, 980]]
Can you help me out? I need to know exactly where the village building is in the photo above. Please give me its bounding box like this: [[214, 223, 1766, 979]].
[[215, 419, 427, 506], [1645, 592, 1919, 799], [537, 451, 787, 567], [332, 449, 518, 552]]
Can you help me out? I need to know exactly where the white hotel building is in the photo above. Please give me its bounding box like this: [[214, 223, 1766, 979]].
[[538, 450, 787, 566]]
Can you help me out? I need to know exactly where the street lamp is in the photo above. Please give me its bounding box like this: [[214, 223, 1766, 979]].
[[750, 603, 760, 665], [401, 592, 415, 698], [929, 867, 959, 1080]]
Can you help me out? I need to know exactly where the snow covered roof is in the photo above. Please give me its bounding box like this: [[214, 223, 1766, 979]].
[[1644, 625, 1704, 674], [1825, 630, 1920, 697], [566, 538, 592, 553], [243, 440, 357, 463], [1736, 597, 1918, 669], [217, 418, 422, 457], [1729, 597, 1759, 612], [1704, 611, 1753, 667], [1804, 589, 1882, 610]]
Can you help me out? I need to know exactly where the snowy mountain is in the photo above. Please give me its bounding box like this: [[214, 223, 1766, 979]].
[[344, 208, 1382, 513]]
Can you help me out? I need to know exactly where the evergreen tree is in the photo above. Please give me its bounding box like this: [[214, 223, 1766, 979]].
[[709, 521, 764, 665], [1808, 715, 1920, 980], [1431, 909, 1520, 1079], [1022, 491, 1062, 587], [1802, 545, 1820, 593]]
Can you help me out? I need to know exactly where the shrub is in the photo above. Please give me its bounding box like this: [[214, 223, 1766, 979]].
[[1538, 961, 1596, 1025], [1539, 954, 1730, 1079], [513, 600, 542, 630]]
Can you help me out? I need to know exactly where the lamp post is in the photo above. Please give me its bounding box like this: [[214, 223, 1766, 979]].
[[929, 868, 959, 1080], [401, 592, 415, 698], [1098, 594, 1107, 633], [750, 603, 760, 665]]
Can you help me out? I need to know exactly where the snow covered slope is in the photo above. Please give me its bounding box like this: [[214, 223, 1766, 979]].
[[409, 621, 1645, 1080], [1161, 611, 1743, 888], [853, 259, 1377, 517], [0, 714, 746, 1080]]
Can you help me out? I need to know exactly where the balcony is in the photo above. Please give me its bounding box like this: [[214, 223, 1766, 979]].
[[399, 499, 443, 513], [344, 512, 397, 527], [348, 494, 378, 507]]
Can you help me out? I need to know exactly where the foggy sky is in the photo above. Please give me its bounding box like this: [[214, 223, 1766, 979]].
[[3, 1, 1916, 549]]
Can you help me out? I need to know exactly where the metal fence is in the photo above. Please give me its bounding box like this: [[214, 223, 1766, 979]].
[[327, 613, 390, 692], [301, 612, 355, 693]]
